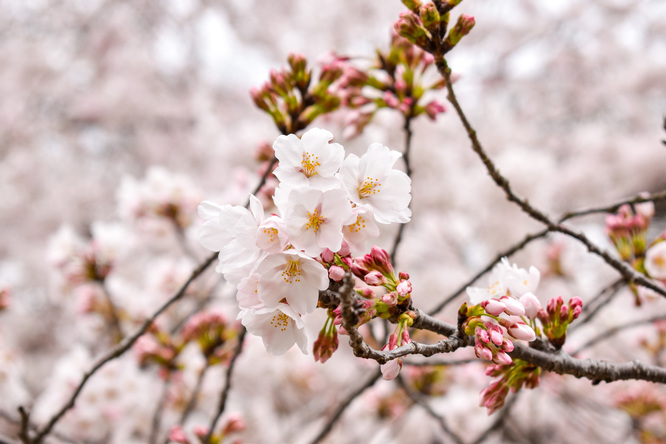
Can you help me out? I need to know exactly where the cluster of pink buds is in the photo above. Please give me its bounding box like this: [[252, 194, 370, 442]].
[[341, 33, 447, 138], [250, 53, 346, 134], [134, 324, 181, 375], [168, 413, 245, 444], [181, 311, 239, 366], [479, 359, 541, 414], [351, 246, 414, 317], [395, 0, 475, 55], [313, 309, 339, 364], [537, 296, 583, 349], [605, 201, 654, 263]]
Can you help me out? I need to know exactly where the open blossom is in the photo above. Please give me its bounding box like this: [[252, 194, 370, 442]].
[[645, 241, 666, 280], [240, 303, 308, 355], [343, 206, 381, 256], [198, 195, 265, 285], [339, 143, 411, 224], [467, 257, 540, 305], [273, 127, 345, 190], [256, 249, 329, 315], [279, 187, 353, 256]]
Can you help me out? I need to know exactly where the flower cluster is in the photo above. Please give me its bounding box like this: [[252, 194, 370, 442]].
[[479, 359, 541, 414], [168, 414, 245, 444], [395, 0, 475, 55], [198, 128, 411, 355], [463, 258, 539, 364], [336, 34, 447, 138], [537, 296, 583, 349]]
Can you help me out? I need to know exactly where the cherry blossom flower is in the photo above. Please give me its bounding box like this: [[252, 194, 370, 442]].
[[339, 143, 411, 224], [645, 241, 666, 280], [198, 196, 265, 285], [466, 257, 540, 305], [256, 250, 329, 315], [240, 303, 309, 355], [279, 187, 353, 256], [273, 127, 345, 190], [343, 206, 381, 256]]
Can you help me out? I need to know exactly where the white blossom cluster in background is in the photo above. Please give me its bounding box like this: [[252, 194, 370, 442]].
[[198, 128, 411, 354]]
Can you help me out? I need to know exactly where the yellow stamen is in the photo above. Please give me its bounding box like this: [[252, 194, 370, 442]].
[[270, 312, 290, 332], [301, 152, 320, 177], [305, 209, 324, 232], [358, 176, 381, 198], [282, 259, 303, 284]]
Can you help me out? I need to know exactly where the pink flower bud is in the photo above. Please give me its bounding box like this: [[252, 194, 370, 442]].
[[321, 248, 335, 263], [396, 280, 412, 297], [482, 299, 506, 316], [502, 338, 514, 352], [399, 271, 410, 280], [476, 327, 490, 344], [168, 426, 190, 444], [499, 296, 525, 316], [494, 351, 512, 366], [508, 322, 536, 342], [559, 305, 569, 323], [365, 270, 385, 286], [382, 291, 398, 306], [424, 100, 446, 120], [519, 292, 542, 319], [338, 241, 351, 257], [328, 265, 345, 282], [475, 343, 493, 361], [489, 326, 504, 346]]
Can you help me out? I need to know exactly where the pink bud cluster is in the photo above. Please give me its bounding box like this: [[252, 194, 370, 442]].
[[395, 1, 475, 55], [168, 413, 245, 444], [479, 360, 541, 414], [341, 33, 447, 138], [537, 296, 583, 349], [605, 201, 654, 262], [250, 53, 348, 135], [472, 321, 514, 365], [181, 311, 238, 366]]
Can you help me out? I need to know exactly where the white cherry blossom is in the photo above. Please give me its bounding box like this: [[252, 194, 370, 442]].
[[645, 241, 666, 280], [280, 187, 353, 257], [343, 206, 381, 256], [240, 303, 309, 355], [339, 143, 411, 224], [197, 195, 265, 285], [256, 249, 329, 315], [273, 127, 345, 190]]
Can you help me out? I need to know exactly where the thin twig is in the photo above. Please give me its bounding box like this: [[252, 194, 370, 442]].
[[559, 190, 666, 222], [149, 371, 173, 444], [100, 280, 124, 343], [178, 361, 212, 427], [434, 57, 666, 300], [203, 327, 247, 443], [25, 252, 218, 444], [472, 394, 519, 444], [391, 115, 415, 265], [569, 278, 625, 332], [571, 314, 666, 356], [396, 375, 464, 444], [428, 229, 549, 316], [309, 369, 382, 444]]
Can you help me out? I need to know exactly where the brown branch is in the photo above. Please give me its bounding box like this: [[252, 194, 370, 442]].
[[559, 190, 666, 222], [203, 327, 247, 444], [434, 57, 666, 300], [390, 115, 415, 265], [309, 369, 382, 444], [396, 375, 464, 444], [24, 252, 218, 444], [429, 228, 549, 316]]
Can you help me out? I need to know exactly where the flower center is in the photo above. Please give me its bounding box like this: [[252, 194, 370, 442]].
[[263, 227, 279, 243], [301, 152, 320, 177], [305, 209, 324, 232], [358, 176, 381, 198], [348, 214, 367, 233], [270, 312, 290, 332], [282, 259, 303, 284]]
